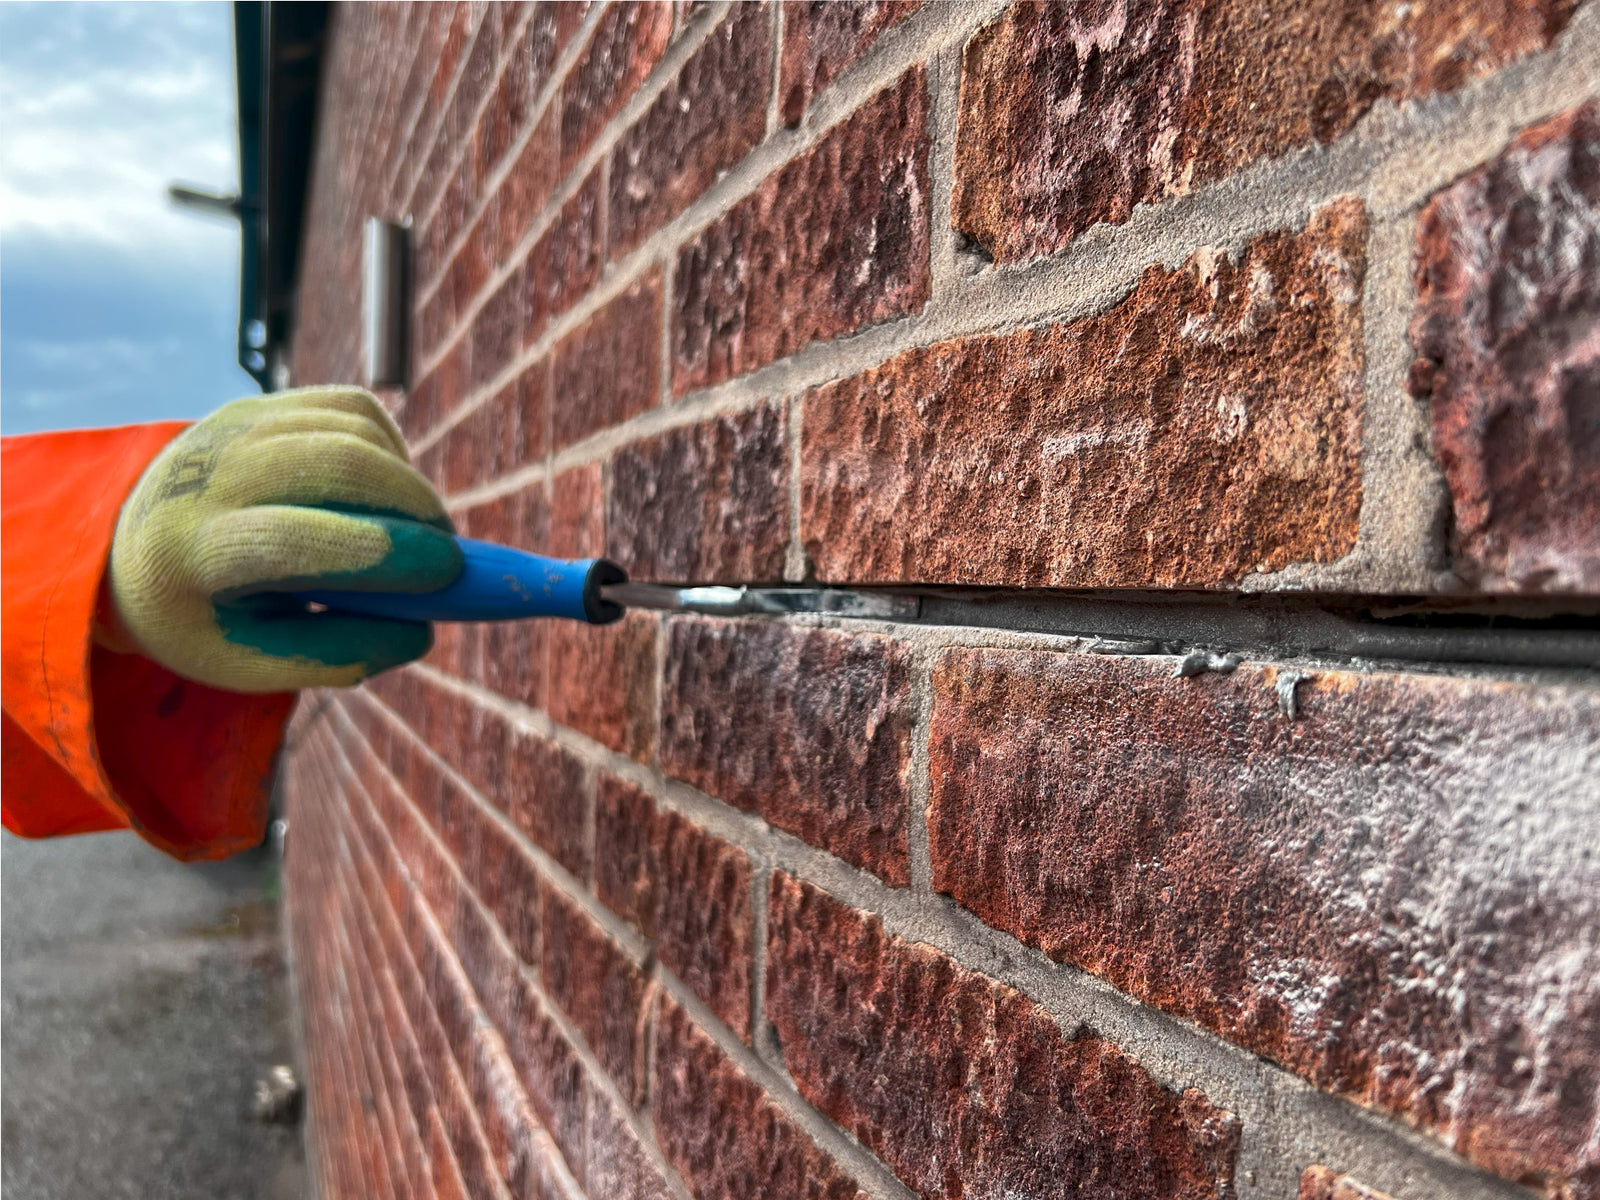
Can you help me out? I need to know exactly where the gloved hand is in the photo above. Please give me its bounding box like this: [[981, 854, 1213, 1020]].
[[106, 386, 463, 693]]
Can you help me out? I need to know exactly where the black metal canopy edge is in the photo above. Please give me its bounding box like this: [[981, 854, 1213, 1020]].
[[234, 1, 328, 391]]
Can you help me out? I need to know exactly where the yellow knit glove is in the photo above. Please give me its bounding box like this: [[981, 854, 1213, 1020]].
[[108, 386, 463, 693]]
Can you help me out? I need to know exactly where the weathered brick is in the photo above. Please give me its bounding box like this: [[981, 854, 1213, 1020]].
[[462, 358, 548, 488], [672, 67, 930, 394], [524, 169, 603, 344], [547, 610, 657, 762], [595, 776, 754, 1040], [928, 647, 1600, 1193], [479, 615, 548, 712], [471, 266, 525, 390], [502, 725, 590, 880], [561, 1, 674, 174], [1299, 1167, 1395, 1200], [504, 973, 586, 1180], [550, 463, 605, 560], [585, 1088, 676, 1200], [551, 272, 662, 451], [652, 992, 865, 1200], [607, 402, 788, 583], [495, 110, 559, 263], [953, 0, 1580, 262], [766, 873, 1242, 1200], [608, 4, 771, 258], [474, 814, 541, 967], [477, 27, 534, 179], [659, 620, 912, 884], [440, 368, 544, 496], [802, 199, 1366, 587], [540, 883, 653, 1105], [778, 1, 919, 125], [1409, 101, 1600, 594], [431, 338, 472, 426]]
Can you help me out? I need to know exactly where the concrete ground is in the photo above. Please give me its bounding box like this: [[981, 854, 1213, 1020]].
[[2, 828, 308, 1200]]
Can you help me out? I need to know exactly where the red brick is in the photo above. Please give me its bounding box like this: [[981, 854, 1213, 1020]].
[[503, 725, 590, 880], [608, 4, 771, 258], [659, 620, 912, 883], [504, 973, 586, 1180], [607, 402, 788, 583], [462, 488, 524, 547], [550, 464, 605, 560], [474, 815, 541, 968], [471, 265, 526, 390], [450, 888, 517, 1032], [652, 992, 865, 1200], [437, 200, 495, 332], [465, 1024, 552, 1200], [585, 1088, 676, 1200], [672, 67, 930, 395], [766, 873, 1241, 1200], [551, 273, 662, 451], [927, 647, 1600, 1193], [540, 883, 653, 1105], [477, 32, 532, 180], [421, 10, 502, 212], [427, 1106, 472, 1200], [478, 592, 549, 710], [524, 170, 603, 345], [449, 359, 546, 491], [778, 1, 919, 126], [560, 2, 674, 174], [442, 409, 483, 495], [495, 110, 559, 263], [595, 776, 754, 1040], [547, 610, 657, 761], [953, 0, 1580, 262], [802, 198, 1365, 588], [1299, 1167, 1395, 1200], [402, 371, 441, 444], [1409, 101, 1600, 594]]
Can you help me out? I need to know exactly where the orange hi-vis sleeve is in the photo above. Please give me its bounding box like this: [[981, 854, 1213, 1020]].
[[2, 423, 296, 860]]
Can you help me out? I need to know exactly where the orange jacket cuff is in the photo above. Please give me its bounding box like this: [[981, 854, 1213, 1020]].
[[2, 423, 296, 860]]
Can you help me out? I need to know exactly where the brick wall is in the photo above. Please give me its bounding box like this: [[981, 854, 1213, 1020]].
[[283, 4, 1600, 1199]]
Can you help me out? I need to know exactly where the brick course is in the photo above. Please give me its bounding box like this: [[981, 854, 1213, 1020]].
[[765, 873, 1242, 1200], [927, 647, 1600, 1190], [953, 0, 1581, 263], [671, 66, 931, 394], [287, 5, 1600, 1200], [659, 619, 913, 883], [803, 199, 1366, 587], [1410, 101, 1600, 594]]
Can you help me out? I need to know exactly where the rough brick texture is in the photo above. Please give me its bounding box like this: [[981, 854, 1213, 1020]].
[[607, 402, 790, 582], [803, 199, 1366, 587], [608, 3, 771, 258], [954, 0, 1581, 262], [766, 873, 1243, 1200], [671, 66, 931, 394], [779, 1, 920, 126], [660, 619, 913, 884], [928, 648, 1600, 1192], [1410, 101, 1600, 593], [286, 6, 1600, 1200], [652, 992, 866, 1200], [595, 777, 754, 1041], [552, 272, 661, 452]]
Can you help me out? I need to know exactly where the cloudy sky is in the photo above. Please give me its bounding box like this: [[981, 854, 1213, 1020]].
[[0, 1, 255, 435]]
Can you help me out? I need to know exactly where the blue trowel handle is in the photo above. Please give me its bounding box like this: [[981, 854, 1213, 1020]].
[[291, 537, 627, 624]]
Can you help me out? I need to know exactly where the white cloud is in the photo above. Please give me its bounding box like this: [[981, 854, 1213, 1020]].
[[0, 2, 239, 265]]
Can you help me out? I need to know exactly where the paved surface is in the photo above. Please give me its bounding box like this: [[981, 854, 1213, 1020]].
[[2, 829, 308, 1200]]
